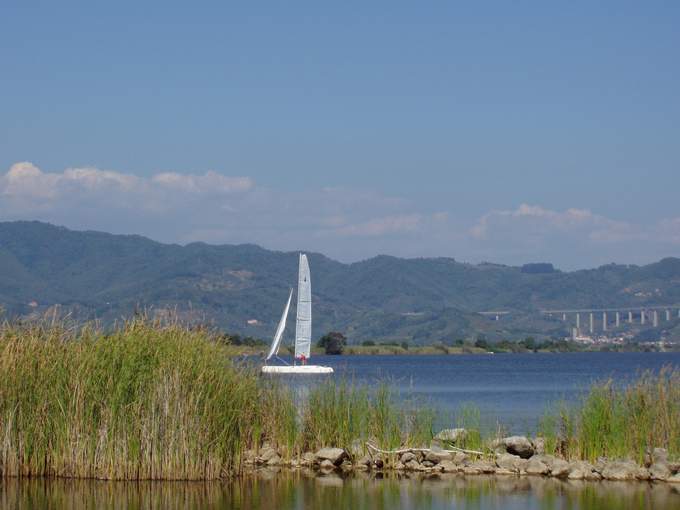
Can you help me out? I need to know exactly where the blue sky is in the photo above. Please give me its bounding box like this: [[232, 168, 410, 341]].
[[1, 2, 678, 268]]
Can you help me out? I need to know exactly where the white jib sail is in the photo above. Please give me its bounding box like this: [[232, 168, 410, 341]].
[[294, 253, 312, 360], [265, 288, 293, 361]]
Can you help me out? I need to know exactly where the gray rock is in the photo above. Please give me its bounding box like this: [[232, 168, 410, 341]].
[[266, 455, 282, 466], [434, 428, 467, 444], [452, 452, 469, 464], [496, 453, 523, 473], [649, 461, 671, 481], [567, 461, 597, 480], [469, 460, 496, 474], [258, 447, 279, 463], [550, 458, 570, 478], [315, 447, 348, 466], [495, 468, 516, 476], [668, 473, 680, 483], [422, 460, 435, 468], [503, 436, 535, 459], [404, 459, 421, 471], [394, 461, 405, 470], [243, 449, 257, 464], [319, 459, 335, 471], [525, 458, 549, 476], [439, 460, 458, 473], [425, 449, 451, 464], [601, 460, 640, 481], [356, 455, 372, 467], [400, 452, 417, 464], [652, 448, 669, 464], [301, 452, 316, 466]]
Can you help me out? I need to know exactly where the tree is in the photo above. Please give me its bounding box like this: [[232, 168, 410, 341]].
[[474, 334, 489, 350], [317, 332, 347, 355]]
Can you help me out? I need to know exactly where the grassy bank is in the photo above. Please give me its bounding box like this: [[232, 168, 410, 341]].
[[0, 321, 432, 480], [0, 321, 677, 480]]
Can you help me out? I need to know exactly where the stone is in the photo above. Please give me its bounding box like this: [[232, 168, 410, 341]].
[[649, 461, 671, 481], [258, 447, 278, 464], [550, 458, 570, 478], [462, 465, 481, 475], [404, 459, 421, 471], [652, 448, 669, 464], [495, 468, 516, 476], [503, 436, 535, 459], [452, 452, 469, 465], [496, 453, 522, 473], [373, 458, 384, 469], [340, 460, 354, 473], [425, 449, 452, 464], [301, 452, 316, 466], [434, 428, 467, 444], [525, 458, 549, 476], [243, 449, 257, 465], [668, 473, 680, 483], [469, 460, 496, 474], [567, 461, 597, 480], [356, 455, 372, 467], [319, 459, 335, 471], [400, 452, 417, 464], [315, 448, 348, 466], [601, 460, 640, 481], [421, 460, 435, 468], [439, 460, 458, 473], [532, 437, 546, 455], [394, 461, 405, 471], [266, 455, 281, 466]]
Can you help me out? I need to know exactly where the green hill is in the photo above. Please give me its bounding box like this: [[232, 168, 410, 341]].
[[1, 221, 678, 343]]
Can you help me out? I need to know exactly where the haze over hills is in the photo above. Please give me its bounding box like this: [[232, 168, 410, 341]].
[[1, 221, 679, 343]]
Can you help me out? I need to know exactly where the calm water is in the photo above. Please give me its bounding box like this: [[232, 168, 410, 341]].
[[301, 352, 680, 432], [3, 472, 680, 510]]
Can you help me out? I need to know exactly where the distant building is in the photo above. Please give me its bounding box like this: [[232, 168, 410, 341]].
[[247, 319, 259, 325]]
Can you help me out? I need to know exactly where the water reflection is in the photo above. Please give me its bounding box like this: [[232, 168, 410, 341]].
[[2, 472, 679, 510]]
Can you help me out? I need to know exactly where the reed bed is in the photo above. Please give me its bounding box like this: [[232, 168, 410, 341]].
[[538, 366, 680, 463], [0, 320, 677, 480]]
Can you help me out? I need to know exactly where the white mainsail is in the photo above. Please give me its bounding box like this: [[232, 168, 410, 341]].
[[294, 253, 312, 360], [265, 288, 293, 361]]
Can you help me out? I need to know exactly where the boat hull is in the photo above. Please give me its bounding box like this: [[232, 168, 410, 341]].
[[261, 365, 334, 375]]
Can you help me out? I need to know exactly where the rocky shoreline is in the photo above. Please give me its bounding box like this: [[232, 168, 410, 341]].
[[243, 431, 680, 484]]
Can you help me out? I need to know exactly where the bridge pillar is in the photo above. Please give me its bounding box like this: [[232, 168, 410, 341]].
[[628, 311, 633, 323], [602, 312, 607, 331], [576, 313, 580, 330], [641, 310, 646, 325], [666, 309, 671, 321], [589, 313, 594, 334], [653, 310, 659, 328], [615, 311, 620, 327], [562, 313, 566, 321]]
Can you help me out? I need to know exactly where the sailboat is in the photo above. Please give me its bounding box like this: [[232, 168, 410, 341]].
[[261, 253, 334, 374]]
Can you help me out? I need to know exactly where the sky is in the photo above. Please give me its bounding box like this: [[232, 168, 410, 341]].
[[1, 1, 679, 269]]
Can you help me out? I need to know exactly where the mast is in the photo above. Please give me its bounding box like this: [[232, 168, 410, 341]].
[[294, 253, 312, 360]]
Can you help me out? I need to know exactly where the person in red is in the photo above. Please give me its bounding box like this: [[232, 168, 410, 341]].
[[298, 354, 307, 365]]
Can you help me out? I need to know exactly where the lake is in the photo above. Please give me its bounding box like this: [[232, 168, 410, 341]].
[[299, 351, 680, 432], [3, 472, 680, 510]]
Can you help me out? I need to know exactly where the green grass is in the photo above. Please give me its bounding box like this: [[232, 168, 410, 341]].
[[0, 320, 677, 480]]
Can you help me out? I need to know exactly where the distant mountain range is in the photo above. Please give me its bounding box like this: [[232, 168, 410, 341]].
[[1, 221, 679, 343]]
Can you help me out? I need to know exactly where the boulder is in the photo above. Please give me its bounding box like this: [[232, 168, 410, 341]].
[[421, 460, 435, 468], [266, 455, 282, 466], [649, 461, 671, 481], [404, 459, 420, 471], [301, 452, 316, 466], [652, 448, 669, 464], [496, 453, 523, 473], [425, 449, 452, 464], [452, 452, 469, 465], [434, 428, 467, 444], [525, 458, 549, 476], [503, 436, 535, 459], [567, 461, 599, 480], [315, 448, 348, 466], [550, 458, 570, 478], [495, 468, 516, 476], [601, 460, 640, 481], [400, 452, 417, 464], [258, 447, 279, 464], [319, 459, 335, 471], [439, 460, 458, 473], [469, 460, 496, 474]]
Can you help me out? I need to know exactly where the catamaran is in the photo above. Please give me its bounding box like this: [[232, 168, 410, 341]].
[[261, 253, 334, 374]]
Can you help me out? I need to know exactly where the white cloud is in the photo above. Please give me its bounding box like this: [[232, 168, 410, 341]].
[[0, 163, 677, 267]]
